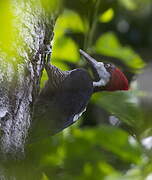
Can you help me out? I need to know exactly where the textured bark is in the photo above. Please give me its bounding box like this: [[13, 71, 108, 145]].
[[0, 0, 57, 157]]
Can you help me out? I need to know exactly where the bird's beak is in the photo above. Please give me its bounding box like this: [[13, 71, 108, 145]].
[[80, 49, 111, 87], [79, 49, 99, 68], [79, 49, 129, 91]]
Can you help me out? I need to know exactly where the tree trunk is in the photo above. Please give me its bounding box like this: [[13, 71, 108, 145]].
[[0, 0, 57, 158]]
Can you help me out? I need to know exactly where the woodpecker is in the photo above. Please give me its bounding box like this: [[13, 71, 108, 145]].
[[31, 49, 129, 140]]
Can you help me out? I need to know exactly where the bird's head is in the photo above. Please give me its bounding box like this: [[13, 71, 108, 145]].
[[80, 49, 129, 92]]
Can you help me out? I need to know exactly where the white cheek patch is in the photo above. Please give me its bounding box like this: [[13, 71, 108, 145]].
[[79, 49, 110, 88], [73, 108, 86, 122], [93, 62, 111, 87]]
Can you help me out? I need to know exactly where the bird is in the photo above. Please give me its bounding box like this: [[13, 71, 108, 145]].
[[30, 49, 129, 140]]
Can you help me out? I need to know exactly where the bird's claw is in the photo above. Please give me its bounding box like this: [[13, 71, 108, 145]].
[[45, 45, 52, 64]]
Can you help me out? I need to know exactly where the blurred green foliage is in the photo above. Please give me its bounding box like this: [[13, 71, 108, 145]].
[[94, 32, 145, 70], [40, 0, 62, 13], [1, 0, 152, 179], [99, 8, 114, 23], [0, 0, 15, 56]]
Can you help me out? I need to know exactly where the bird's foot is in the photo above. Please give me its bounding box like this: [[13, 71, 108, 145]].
[[45, 45, 52, 64]]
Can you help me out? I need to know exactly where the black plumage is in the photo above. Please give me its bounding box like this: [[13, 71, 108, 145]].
[[30, 49, 128, 141], [31, 64, 93, 140]]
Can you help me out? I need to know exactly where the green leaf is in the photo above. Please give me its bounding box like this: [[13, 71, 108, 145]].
[[52, 36, 80, 63], [51, 9, 87, 67], [94, 32, 145, 70], [55, 10, 86, 34], [71, 126, 142, 164], [99, 8, 114, 23], [92, 91, 143, 129]]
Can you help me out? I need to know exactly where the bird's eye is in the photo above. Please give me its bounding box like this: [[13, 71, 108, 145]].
[[104, 63, 111, 69]]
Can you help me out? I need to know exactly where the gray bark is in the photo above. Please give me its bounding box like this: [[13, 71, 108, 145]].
[[0, 0, 57, 158]]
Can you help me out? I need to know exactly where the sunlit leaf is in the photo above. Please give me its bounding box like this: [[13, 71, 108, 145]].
[[94, 32, 145, 70], [52, 36, 80, 63], [55, 10, 86, 33], [99, 8, 114, 23], [51, 9, 86, 69]]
